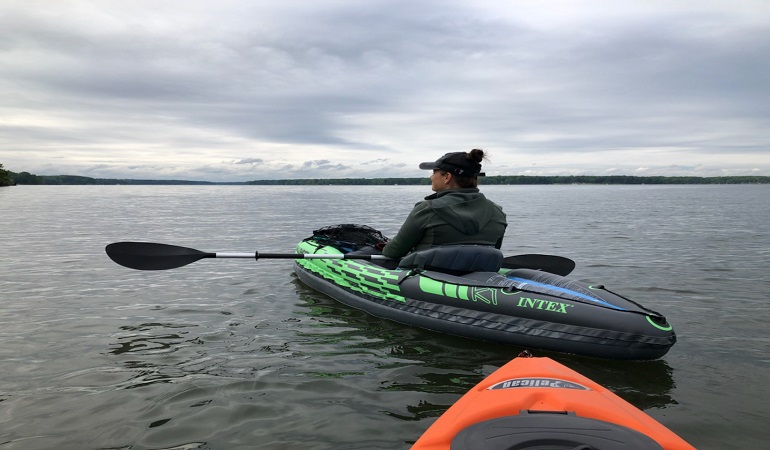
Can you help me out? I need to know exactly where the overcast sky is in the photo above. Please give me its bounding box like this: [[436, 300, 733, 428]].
[[1, 0, 768, 181]]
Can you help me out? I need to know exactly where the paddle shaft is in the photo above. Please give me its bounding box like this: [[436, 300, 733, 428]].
[[217, 252, 392, 261]]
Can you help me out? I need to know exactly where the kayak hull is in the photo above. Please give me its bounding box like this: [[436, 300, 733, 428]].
[[411, 355, 696, 450], [294, 233, 676, 360]]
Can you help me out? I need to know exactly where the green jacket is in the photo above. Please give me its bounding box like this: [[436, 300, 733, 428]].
[[382, 188, 507, 258]]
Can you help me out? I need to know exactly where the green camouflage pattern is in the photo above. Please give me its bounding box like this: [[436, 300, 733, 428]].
[[296, 241, 406, 303]]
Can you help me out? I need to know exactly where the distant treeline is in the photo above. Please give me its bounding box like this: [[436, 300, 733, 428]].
[[6, 171, 231, 185], [2, 167, 769, 186], [246, 175, 770, 185], [0, 164, 13, 186]]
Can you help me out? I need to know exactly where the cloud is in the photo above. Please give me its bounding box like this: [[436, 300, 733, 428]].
[[0, 0, 768, 181], [234, 158, 264, 165]]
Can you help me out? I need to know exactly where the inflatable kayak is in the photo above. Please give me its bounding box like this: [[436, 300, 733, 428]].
[[294, 225, 676, 360], [411, 353, 695, 450]]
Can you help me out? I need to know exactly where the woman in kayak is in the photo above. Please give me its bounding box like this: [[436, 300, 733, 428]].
[[381, 149, 507, 259]]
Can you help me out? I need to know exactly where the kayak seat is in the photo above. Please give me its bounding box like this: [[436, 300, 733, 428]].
[[451, 412, 665, 450], [399, 245, 503, 274]]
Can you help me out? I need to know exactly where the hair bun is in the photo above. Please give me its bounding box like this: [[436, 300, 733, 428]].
[[468, 148, 485, 162]]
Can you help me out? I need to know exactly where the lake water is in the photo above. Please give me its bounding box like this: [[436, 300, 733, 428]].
[[1, 184, 768, 449]]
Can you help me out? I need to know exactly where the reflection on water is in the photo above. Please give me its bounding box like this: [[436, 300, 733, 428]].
[[110, 322, 197, 355], [292, 278, 677, 415], [86, 275, 679, 449]]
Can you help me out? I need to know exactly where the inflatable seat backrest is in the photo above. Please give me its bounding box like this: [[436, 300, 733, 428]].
[[399, 245, 503, 274]]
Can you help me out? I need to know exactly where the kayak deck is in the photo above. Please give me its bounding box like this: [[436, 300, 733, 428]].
[[411, 355, 695, 450]]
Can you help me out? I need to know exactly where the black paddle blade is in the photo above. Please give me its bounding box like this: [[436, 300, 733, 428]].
[[106, 242, 214, 270], [501, 254, 576, 276]]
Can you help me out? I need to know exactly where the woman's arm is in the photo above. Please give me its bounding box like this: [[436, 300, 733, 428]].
[[381, 202, 430, 258]]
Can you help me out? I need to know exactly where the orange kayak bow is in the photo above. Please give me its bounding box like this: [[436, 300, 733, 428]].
[[412, 354, 695, 450]]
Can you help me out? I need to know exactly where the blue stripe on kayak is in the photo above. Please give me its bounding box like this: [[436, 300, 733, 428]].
[[506, 277, 626, 310]]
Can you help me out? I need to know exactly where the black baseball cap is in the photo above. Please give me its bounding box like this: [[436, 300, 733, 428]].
[[419, 152, 485, 177]]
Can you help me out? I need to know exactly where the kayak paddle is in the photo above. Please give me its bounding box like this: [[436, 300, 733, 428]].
[[105, 242, 394, 271], [106, 241, 575, 275]]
